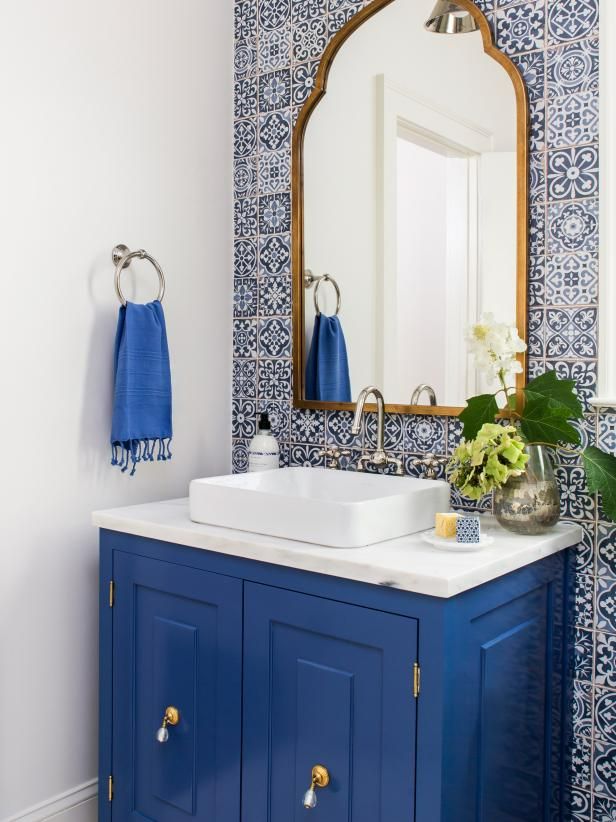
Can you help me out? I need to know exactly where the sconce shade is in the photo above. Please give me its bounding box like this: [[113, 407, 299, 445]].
[[424, 0, 480, 33]]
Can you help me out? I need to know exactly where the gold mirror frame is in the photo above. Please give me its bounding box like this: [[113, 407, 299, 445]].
[[292, 0, 529, 416]]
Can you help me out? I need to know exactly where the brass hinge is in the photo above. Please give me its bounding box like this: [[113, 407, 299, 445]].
[[108, 775, 113, 802], [109, 580, 115, 608], [413, 662, 421, 698]]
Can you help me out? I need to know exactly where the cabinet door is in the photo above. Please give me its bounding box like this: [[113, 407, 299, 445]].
[[112, 552, 242, 822], [242, 582, 418, 822]]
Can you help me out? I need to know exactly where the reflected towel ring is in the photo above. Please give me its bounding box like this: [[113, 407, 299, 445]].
[[305, 270, 341, 316], [113, 244, 166, 306]]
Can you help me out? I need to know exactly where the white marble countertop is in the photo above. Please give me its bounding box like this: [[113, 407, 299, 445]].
[[92, 499, 582, 598]]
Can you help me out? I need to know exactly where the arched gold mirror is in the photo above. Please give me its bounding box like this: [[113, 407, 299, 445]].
[[292, 0, 528, 415]]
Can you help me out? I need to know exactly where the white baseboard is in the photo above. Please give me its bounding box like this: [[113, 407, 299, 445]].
[[4, 780, 98, 822]]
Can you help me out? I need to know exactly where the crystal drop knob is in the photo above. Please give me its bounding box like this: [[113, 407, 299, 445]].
[[156, 725, 169, 743], [155, 706, 180, 743], [303, 788, 317, 809], [301, 765, 330, 810]]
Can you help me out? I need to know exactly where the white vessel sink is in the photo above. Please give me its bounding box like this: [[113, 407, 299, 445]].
[[189, 467, 450, 548]]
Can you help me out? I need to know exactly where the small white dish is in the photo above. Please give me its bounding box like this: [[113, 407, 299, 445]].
[[421, 529, 494, 552]]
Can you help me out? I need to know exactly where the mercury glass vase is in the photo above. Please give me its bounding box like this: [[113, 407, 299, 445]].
[[494, 444, 560, 535]]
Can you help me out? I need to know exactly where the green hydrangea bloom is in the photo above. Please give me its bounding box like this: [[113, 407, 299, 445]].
[[448, 423, 529, 501]]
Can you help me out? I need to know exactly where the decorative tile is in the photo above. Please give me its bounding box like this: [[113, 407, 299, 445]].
[[596, 633, 616, 688], [292, 17, 328, 61], [597, 578, 616, 635], [546, 144, 598, 201], [235, 39, 257, 77], [258, 399, 291, 440], [291, 408, 325, 444], [572, 680, 593, 737], [512, 50, 545, 102], [259, 233, 291, 275], [234, 238, 258, 277], [572, 574, 594, 629], [549, 360, 597, 410], [596, 688, 616, 746], [599, 415, 616, 454], [547, 199, 599, 254], [259, 110, 292, 151], [530, 204, 546, 255], [598, 524, 616, 580], [233, 318, 257, 359], [235, 77, 258, 118], [556, 465, 595, 521], [547, 38, 599, 96], [563, 787, 591, 821], [528, 307, 545, 357], [447, 417, 463, 455], [573, 628, 593, 681], [292, 61, 319, 106], [232, 398, 257, 439], [547, 0, 598, 44], [258, 317, 291, 357], [496, 3, 544, 56], [404, 415, 446, 455], [234, 156, 258, 197], [259, 275, 292, 316], [547, 91, 599, 148], [366, 413, 404, 450], [234, 118, 258, 158], [326, 410, 362, 448], [232, 359, 257, 399], [235, 0, 257, 40], [530, 99, 546, 151], [232, 439, 250, 473], [234, 277, 258, 317], [327, 0, 362, 11], [594, 796, 616, 822], [292, 0, 327, 22], [528, 256, 545, 307], [529, 152, 546, 205], [595, 742, 616, 800], [257, 358, 292, 400], [258, 149, 290, 194], [545, 307, 597, 359], [258, 0, 291, 31], [259, 193, 291, 234], [258, 69, 291, 112], [289, 443, 325, 467], [328, 7, 361, 35], [234, 196, 259, 238], [566, 733, 592, 790], [258, 26, 292, 72], [545, 253, 598, 306]]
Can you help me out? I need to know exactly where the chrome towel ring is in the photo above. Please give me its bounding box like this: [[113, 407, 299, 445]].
[[112, 244, 166, 306], [304, 270, 341, 316]]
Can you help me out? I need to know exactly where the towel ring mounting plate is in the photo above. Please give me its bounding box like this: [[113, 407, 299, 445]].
[[113, 244, 166, 306]]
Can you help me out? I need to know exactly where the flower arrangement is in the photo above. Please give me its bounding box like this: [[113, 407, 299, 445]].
[[448, 314, 616, 520]]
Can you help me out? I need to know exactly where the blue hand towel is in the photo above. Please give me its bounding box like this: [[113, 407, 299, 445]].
[[111, 301, 172, 475], [305, 313, 352, 402]]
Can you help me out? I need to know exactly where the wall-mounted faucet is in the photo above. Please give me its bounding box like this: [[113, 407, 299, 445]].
[[351, 386, 403, 475], [410, 384, 437, 406]]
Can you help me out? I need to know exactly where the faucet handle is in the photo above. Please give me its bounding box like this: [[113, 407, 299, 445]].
[[319, 447, 351, 469], [386, 455, 404, 476], [411, 453, 448, 480]]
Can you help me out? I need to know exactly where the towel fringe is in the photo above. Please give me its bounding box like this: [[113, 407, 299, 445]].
[[111, 437, 173, 476]]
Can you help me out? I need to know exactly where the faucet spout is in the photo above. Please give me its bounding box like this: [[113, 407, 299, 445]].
[[351, 385, 385, 451]]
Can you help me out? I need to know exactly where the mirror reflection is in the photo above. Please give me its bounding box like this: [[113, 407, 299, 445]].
[[300, 0, 521, 409]]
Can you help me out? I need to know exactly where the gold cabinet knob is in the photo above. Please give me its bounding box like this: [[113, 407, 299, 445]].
[[302, 765, 330, 809], [156, 705, 180, 743]]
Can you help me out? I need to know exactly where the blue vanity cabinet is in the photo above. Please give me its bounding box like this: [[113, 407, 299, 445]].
[[107, 551, 243, 822], [99, 529, 569, 822], [242, 582, 418, 822]]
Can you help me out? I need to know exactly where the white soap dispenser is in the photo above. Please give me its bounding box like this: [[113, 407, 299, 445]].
[[248, 412, 280, 472]]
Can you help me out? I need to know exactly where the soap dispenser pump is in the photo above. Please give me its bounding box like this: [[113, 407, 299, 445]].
[[248, 412, 280, 472]]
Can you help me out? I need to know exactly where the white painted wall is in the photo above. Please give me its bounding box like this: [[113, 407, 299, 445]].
[[303, 0, 516, 403], [0, 1, 233, 819]]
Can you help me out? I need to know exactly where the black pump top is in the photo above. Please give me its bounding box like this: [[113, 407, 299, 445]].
[[258, 412, 271, 431]]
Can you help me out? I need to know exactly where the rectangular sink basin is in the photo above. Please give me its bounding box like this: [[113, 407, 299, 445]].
[[189, 467, 450, 548]]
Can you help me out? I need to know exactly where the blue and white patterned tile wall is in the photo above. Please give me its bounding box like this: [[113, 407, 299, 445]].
[[232, 0, 614, 817]]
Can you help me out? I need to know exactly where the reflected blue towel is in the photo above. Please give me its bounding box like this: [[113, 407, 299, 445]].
[[111, 301, 172, 475], [305, 314, 351, 402]]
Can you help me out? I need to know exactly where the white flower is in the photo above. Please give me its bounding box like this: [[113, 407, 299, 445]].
[[467, 313, 527, 385]]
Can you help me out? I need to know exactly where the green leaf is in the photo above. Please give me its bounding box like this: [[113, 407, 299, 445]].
[[507, 394, 518, 412], [459, 394, 499, 441], [520, 397, 581, 446], [583, 446, 616, 521], [524, 369, 583, 419]]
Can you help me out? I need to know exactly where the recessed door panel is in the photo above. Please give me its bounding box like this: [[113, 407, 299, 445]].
[[242, 582, 418, 822], [112, 552, 242, 822]]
